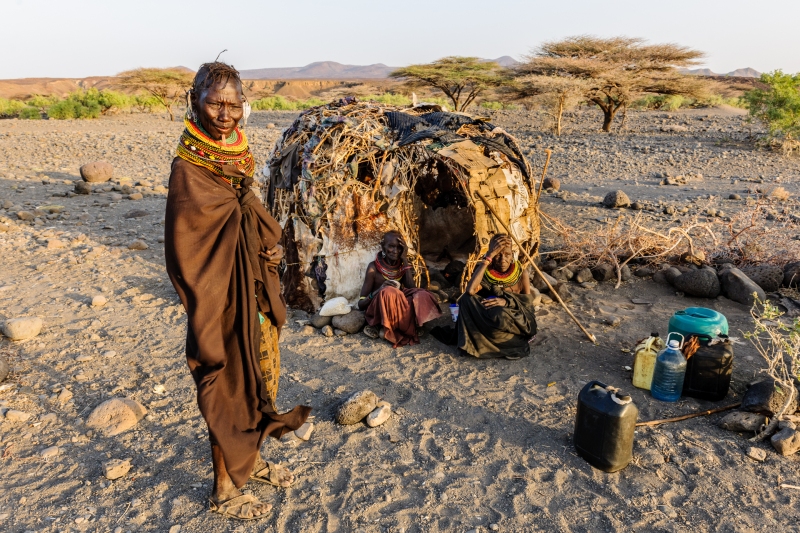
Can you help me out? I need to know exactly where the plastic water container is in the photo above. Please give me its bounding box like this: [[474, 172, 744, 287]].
[[632, 332, 666, 390], [574, 381, 638, 472], [682, 335, 734, 401], [651, 333, 687, 402], [668, 308, 728, 339]]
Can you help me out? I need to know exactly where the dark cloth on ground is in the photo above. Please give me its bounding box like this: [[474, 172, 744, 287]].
[[164, 158, 310, 488], [365, 287, 442, 347], [457, 290, 537, 359]]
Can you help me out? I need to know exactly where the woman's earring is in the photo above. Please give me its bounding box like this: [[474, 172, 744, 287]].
[[186, 92, 197, 122], [381, 251, 386, 258]]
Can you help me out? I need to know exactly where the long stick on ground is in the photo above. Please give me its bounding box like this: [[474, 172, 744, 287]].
[[474, 192, 597, 344], [635, 402, 741, 427]]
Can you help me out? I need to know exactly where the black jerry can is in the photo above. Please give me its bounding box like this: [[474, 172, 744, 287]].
[[574, 381, 638, 472], [683, 335, 734, 402]]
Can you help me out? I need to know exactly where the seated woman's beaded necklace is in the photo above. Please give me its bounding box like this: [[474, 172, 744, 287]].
[[375, 253, 408, 281], [484, 260, 523, 288]]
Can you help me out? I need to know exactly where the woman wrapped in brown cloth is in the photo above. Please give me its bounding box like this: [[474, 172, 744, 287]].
[[357, 231, 442, 347], [164, 61, 310, 521], [458, 233, 537, 360]]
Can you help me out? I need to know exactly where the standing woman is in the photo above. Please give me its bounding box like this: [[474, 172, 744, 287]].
[[164, 61, 310, 520]]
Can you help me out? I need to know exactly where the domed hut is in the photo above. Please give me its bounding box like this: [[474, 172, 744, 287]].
[[263, 98, 541, 312]]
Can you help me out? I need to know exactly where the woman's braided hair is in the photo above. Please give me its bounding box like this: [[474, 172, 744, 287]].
[[190, 61, 243, 99]]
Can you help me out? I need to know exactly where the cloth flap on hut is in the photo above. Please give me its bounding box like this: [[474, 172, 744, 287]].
[[437, 140, 498, 179]]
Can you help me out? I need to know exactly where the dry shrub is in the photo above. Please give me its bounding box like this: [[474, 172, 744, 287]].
[[541, 201, 800, 287], [769, 186, 792, 202]]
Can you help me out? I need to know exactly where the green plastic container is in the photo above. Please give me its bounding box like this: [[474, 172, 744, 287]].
[[668, 307, 728, 339]]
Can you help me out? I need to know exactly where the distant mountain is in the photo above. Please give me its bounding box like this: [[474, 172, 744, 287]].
[[240, 62, 395, 80], [491, 56, 520, 67], [680, 67, 760, 78]]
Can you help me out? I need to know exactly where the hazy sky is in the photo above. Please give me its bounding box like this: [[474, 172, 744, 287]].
[[2, 0, 797, 78]]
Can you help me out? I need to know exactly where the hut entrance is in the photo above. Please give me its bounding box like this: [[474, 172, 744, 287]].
[[263, 99, 541, 312]]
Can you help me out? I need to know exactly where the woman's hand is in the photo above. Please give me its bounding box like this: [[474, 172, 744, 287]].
[[486, 235, 513, 259], [259, 244, 284, 267], [482, 297, 507, 309]]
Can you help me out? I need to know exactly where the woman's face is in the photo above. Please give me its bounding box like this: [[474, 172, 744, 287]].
[[381, 234, 404, 263], [194, 80, 244, 141], [491, 245, 513, 272]]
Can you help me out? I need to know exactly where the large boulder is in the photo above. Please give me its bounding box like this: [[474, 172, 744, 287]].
[[672, 268, 721, 298], [741, 379, 799, 417], [784, 262, 800, 288], [602, 190, 630, 209], [80, 161, 114, 183], [335, 390, 379, 425], [1, 317, 43, 341], [664, 267, 683, 286], [309, 313, 332, 329], [719, 267, 765, 306], [740, 265, 784, 293], [86, 398, 147, 436], [332, 310, 366, 334]]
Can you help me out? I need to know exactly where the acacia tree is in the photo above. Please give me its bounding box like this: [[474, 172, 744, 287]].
[[506, 75, 589, 135], [116, 68, 194, 121], [514, 36, 709, 132], [390, 57, 509, 112]]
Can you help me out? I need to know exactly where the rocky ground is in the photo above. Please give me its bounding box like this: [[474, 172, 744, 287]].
[[0, 107, 799, 533]]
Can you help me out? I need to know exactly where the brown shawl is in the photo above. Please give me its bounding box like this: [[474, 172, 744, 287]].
[[164, 158, 310, 487]]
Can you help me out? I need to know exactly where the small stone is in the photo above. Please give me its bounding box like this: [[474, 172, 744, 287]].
[[771, 427, 800, 456], [2, 316, 43, 341], [658, 505, 678, 519], [40, 446, 60, 459], [336, 390, 379, 425], [91, 295, 108, 307], [301, 325, 316, 336], [294, 422, 314, 441], [128, 193, 144, 201], [123, 210, 149, 219], [127, 239, 149, 250], [57, 388, 73, 403], [542, 177, 560, 191], [553, 282, 573, 303], [630, 201, 644, 210], [80, 161, 113, 183], [47, 238, 66, 249], [746, 447, 767, 462], [309, 313, 332, 329], [539, 294, 553, 305], [332, 310, 367, 334], [0, 356, 7, 383], [634, 267, 654, 277], [718, 411, 767, 432], [4, 410, 32, 422], [40, 413, 58, 425], [333, 328, 347, 336], [742, 378, 799, 417], [672, 268, 721, 298], [74, 181, 93, 195], [541, 259, 558, 272], [108, 192, 123, 202], [604, 315, 622, 327], [729, 193, 741, 200], [169, 526, 182, 533], [366, 404, 392, 427], [602, 190, 630, 208], [103, 458, 132, 480], [16, 210, 35, 221], [591, 263, 615, 282], [663, 205, 676, 215], [86, 398, 147, 436], [552, 266, 574, 281], [490, 525, 500, 531], [719, 267, 765, 306], [321, 325, 334, 337], [574, 267, 593, 283]]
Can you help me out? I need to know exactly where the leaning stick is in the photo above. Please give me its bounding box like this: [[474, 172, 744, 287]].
[[474, 192, 597, 344], [534, 149, 553, 203], [635, 402, 741, 427]]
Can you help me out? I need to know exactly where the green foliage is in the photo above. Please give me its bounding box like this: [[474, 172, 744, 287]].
[[363, 93, 413, 106], [250, 96, 326, 111], [743, 70, 800, 143], [132, 94, 161, 112], [116, 68, 194, 121], [19, 107, 41, 120], [47, 98, 101, 119], [480, 101, 518, 110], [0, 98, 26, 117], [633, 93, 744, 111], [26, 94, 60, 110]]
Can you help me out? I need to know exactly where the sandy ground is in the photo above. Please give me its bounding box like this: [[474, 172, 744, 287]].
[[0, 108, 799, 533]]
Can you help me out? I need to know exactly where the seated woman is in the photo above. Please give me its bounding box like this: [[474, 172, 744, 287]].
[[458, 234, 537, 359], [358, 231, 442, 347]]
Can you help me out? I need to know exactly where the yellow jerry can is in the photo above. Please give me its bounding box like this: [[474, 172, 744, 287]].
[[632, 333, 666, 390]]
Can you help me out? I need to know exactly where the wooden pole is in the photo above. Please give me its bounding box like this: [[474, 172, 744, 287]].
[[473, 192, 597, 344], [635, 402, 741, 427], [535, 149, 552, 203]]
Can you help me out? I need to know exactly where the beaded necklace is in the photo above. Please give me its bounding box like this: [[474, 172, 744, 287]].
[[484, 260, 523, 288], [176, 114, 255, 185], [375, 253, 407, 281]]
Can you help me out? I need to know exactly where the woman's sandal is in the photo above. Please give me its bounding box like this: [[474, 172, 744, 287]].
[[250, 461, 294, 488], [209, 494, 271, 520], [363, 325, 380, 339]]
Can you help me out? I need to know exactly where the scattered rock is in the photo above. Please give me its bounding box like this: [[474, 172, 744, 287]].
[[602, 190, 630, 209], [47, 238, 66, 249], [0, 356, 8, 383], [620, 264, 632, 281], [658, 505, 678, 519], [729, 193, 741, 200], [309, 313, 332, 329], [128, 193, 144, 201], [718, 411, 767, 432], [91, 295, 108, 307], [672, 268, 721, 298], [1, 316, 43, 341], [331, 310, 367, 334], [103, 458, 132, 480], [57, 388, 73, 404], [541, 259, 558, 272], [783, 262, 800, 288], [574, 267, 593, 283], [40, 446, 60, 459], [321, 325, 334, 337], [719, 267, 766, 306], [552, 266, 574, 281], [300, 325, 316, 336], [663, 205, 676, 215], [334, 328, 347, 336], [634, 267, 654, 278], [127, 239, 149, 251], [80, 161, 113, 183], [74, 181, 93, 195], [591, 263, 615, 282], [4, 410, 32, 422], [630, 201, 644, 210], [40, 413, 58, 425], [663, 267, 683, 285], [85, 397, 147, 436], [366, 403, 392, 427], [542, 177, 560, 191], [771, 427, 800, 456], [123, 210, 149, 219], [168, 526, 181, 533], [740, 265, 784, 293], [745, 447, 767, 462], [336, 390, 379, 425], [294, 422, 314, 441], [741, 378, 799, 417], [16, 210, 35, 221], [553, 282, 573, 303], [532, 271, 558, 291]]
